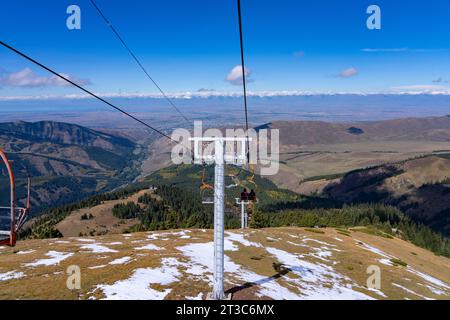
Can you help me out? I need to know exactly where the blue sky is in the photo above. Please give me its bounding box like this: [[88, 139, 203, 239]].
[[1, 0, 450, 98]]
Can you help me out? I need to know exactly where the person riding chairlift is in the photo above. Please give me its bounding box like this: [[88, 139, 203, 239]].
[[240, 188, 249, 201], [248, 189, 256, 202], [247, 189, 256, 223]]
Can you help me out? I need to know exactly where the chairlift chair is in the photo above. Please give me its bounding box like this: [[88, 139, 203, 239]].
[[198, 162, 215, 205], [0, 148, 31, 247], [201, 187, 214, 205]]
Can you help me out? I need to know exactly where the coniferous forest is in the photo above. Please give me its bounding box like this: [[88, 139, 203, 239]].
[[21, 165, 450, 258]]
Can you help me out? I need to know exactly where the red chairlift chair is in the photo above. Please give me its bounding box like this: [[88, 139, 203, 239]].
[[0, 147, 31, 247]]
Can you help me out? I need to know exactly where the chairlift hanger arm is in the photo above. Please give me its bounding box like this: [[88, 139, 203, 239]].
[[0, 147, 31, 247]]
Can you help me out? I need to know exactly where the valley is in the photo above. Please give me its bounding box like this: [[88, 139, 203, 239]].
[[2, 0, 450, 304], [2, 116, 450, 300], [0, 121, 148, 215], [140, 116, 450, 237]]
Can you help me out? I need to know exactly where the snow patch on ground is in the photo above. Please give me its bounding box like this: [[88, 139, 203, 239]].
[[135, 244, 163, 251], [108, 242, 123, 246], [186, 293, 204, 300], [177, 241, 363, 300], [266, 247, 373, 300], [148, 230, 191, 241], [303, 238, 337, 247], [176, 242, 216, 279], [25, 251, 73, 267], [147, 233, 168, 241], [177, 241, 302, 299], [95, 258, 181, 300], [378, 258, 393, 266], [392, 283, 433, 300], [357, 241, 392, 259], [418, 283, 446, 296], [79, 244, 118, 253], [287, 241, 309, 248], [16, 249, 35, 255], [367, 287, 387, 298], [225, 232, 263, 248], [288, 236, 337, 262], [406, 267, 450, 290], [356, 241, 449, 293], [109, 256, 132, 265], [76, 238, 96, 242], [0, 270, 25, 281], [89, 265, 107, 270], [357, 241, 450, 294], [237, 268, 302, 300], [308, 248, 333, 261]]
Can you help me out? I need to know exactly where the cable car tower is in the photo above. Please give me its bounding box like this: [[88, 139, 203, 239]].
[[0, 147, 31, 247], [190, 136, 251, 300], [235, 197, 250, 229]]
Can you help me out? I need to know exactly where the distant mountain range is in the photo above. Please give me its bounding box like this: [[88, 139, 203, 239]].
[[261, 115, 450, 146], [0, 121, 143, 214]]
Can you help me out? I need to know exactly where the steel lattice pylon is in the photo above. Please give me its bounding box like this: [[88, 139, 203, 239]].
[[190, 137, 251, 300]]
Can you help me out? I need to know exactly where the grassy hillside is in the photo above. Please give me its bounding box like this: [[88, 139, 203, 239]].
[[1, 227, 449, 300], [319, 155, 450, 237]]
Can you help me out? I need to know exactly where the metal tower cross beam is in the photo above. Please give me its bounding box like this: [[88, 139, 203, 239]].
[[191, 137, 249, 165], [189, 137, 251, 300]]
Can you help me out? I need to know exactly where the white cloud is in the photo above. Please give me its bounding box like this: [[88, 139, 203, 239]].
[[225, 65, 253, 86], [4, 88, 450, 102], [361, 48, 410, 53], [0, 68, 91, 88], [338, 67, 358, 78], [391, 84, 449, 92], [361, 48, 449, 53]]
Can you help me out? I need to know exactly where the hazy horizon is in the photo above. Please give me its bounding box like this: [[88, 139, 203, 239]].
[[1, 94, 449, 129]]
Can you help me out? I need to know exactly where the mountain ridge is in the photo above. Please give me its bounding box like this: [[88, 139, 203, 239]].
[[0, 120, 142, 215]]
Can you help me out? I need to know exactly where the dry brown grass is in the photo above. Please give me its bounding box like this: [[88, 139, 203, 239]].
[[271, 142, 450, 193], [0, 227, 448, 300], [56, 189, 153, 237]]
